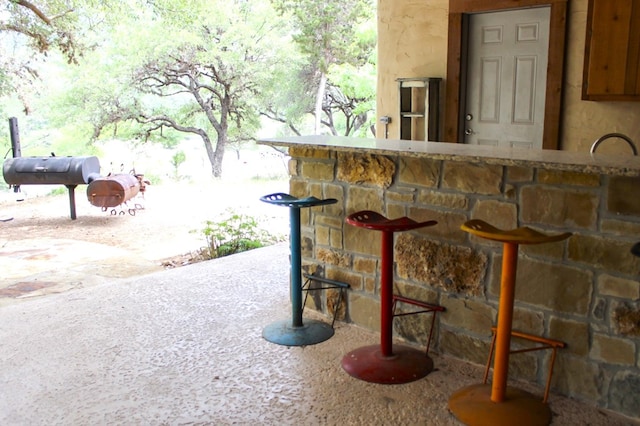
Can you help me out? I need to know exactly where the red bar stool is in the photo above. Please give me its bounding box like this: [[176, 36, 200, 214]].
[[342, 210, 444, 384], [449, 219, 571, 426]]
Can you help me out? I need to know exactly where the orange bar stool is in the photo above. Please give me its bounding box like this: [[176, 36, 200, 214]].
[[449, 219, 571, 426], [342, 211, 444, 384]]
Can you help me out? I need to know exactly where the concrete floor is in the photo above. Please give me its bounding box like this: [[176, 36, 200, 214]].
[[0, 243, 637, 425]]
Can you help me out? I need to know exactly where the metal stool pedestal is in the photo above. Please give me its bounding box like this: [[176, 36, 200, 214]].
[[342, 211, 438, 384], [449, 220, 571, 426], [261, 193, 337, 346]]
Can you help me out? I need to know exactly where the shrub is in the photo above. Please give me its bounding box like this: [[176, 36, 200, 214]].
[[198, 210, 279, 259]]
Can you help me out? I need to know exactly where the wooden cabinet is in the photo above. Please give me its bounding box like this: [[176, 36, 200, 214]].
[[397, 77, 442, 141], [583, 0, 640, 101]]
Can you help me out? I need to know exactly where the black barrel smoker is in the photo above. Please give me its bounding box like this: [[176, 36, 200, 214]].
[[3, 155, 101, 219]]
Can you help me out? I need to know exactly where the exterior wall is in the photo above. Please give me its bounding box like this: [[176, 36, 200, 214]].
[[290, 147, 640, 419], [377, 0, 640, 153]]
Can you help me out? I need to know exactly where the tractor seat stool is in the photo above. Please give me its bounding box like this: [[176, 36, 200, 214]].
[[260, 193, 338, 346], [449, 219, 572, 426], [342, 210, 444, 384]]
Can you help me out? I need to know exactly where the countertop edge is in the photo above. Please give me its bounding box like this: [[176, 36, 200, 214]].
[[258, 136, 640, 177]]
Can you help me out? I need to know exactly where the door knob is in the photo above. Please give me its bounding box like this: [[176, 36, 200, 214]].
[[465, 114, 473, 121], [465, 128, 473, 135]]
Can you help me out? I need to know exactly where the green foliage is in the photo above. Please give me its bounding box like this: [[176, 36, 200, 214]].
[[271, 0, 375, 71], [198, 210, 278, 259], [171, 150, 186, 179], [0, 0, 377, 177]]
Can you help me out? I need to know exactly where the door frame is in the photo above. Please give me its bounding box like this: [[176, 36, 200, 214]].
[[444, 0, 568, 149]]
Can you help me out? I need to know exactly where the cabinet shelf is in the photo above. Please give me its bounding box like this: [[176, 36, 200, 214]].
[[397, 77, 442, 141]]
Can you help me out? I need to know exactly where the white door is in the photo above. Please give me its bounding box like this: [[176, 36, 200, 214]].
[[464, 7, 550, 149]]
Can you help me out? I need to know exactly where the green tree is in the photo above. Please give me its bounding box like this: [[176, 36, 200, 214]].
[[0, 0, 125, 111], [322, 63, 376, 137], [44, 0, 292, 178], [271, 0, 375, 135]]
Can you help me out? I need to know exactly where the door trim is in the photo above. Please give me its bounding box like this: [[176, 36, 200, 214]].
[[445, 0, 568, 149]]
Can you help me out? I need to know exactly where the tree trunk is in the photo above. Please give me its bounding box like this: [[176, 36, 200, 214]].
[[200, 131, 225, 178], [314, 72, 327, 134]]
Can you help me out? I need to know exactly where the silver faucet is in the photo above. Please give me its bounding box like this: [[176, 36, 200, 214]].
[[590, 133, 638, 155]]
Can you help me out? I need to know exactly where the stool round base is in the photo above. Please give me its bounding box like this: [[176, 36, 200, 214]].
[[341, 344, 434, 384], [448, 383, 551, 426], [262, 319, 334, 346]]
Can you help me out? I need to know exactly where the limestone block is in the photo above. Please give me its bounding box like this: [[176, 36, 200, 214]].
[[316, 214, 343, 229], [329, 228, 343, 249], [537, 170, 600, 187], [490, 257, 593, 315], [601, 219, 640, 237], [397, 157, 441, 188], [568, 234, 640, 276], [301, 235, 313, 258], [327, 287, 348, 322], [504, 183, 517, 200], [316, 248, 351, 268], [336, 152, 395, 188], [504, 350, 538, 383], [349, 293, 380, 331], [289, 147, 331, 159], [440, 295, 494, 334], [386, 203, 406, 221], [593, 298, 607, 321], [417, 190, 468, 210], [288, 158, 298, 176], [392, 282, 440, 346], [440, 328, 490, 365], [353, 256, 377, 275], [387, 189, 416, 203], [325, 267, 362, 293], [609, 371, 640, 418], [407, 206, 468, 243], [344, 225, 380, 256], [520, 239, 565, 260], [300, 160, 335, 181], [507, 166, 534, 182], [442, 162, 502, 195], [395, 234, 487, 296], [324, 182, 345, 202], [549, 316, 589, 356], [608, 176, 640, 216], [471, 199, 517, 231], [511, 308, 544, 336], [346, 185, 385, 214], [289, 179, 308, 199], [552, 354, 602, 402], [598, 274, 640, 300], [364, 276, 376, 294], [521, 185, 598, 229], [394, 281, 440, 305], [316, 225, 330, 246], [590, 333, 636, 366]]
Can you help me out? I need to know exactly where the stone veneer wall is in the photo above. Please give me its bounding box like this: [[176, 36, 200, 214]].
[[289, 147, 640, 419]]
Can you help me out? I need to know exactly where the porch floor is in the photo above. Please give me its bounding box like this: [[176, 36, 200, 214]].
[[0, 243, 634, 425]]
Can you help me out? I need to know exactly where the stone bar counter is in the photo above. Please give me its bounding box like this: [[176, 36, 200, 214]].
[[258, 135, 640, 419]]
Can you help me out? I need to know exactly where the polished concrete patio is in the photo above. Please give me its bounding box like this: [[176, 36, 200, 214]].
[[0, 243, 635, 425]]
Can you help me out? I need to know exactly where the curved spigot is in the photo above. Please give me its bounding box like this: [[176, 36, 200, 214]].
[[590, 133, 638, 155]]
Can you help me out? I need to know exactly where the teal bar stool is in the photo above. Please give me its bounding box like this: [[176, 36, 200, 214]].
[[260, 193, 338, 346]]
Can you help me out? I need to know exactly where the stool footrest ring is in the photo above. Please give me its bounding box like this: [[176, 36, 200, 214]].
[[392, 295, 445, 356], [484, 327, 565, 403], [303, 274, 350, 328]]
